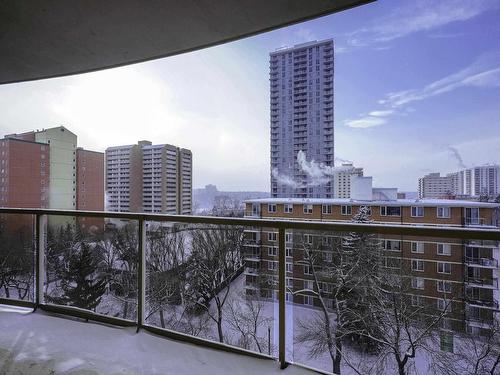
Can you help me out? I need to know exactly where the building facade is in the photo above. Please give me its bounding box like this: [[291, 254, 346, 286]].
[[243, 198, 500, 337], [270, 39, 334, 199], [333, 163, 363, 198], [106, 141, 192, 214], [420, 166, 500, 199], [418, 173, 454, 199], [0, 138, 50, 208]]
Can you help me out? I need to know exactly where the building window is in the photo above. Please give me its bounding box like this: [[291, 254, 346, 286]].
[[437, 262, 451, 274], [304, 280, 314, 290], [268, 232, 277, 242], [341, 205, 352, 215], [303, 234, 313, 244], [268, 261, 278, 271], [322, 204, 332, 214], [411, 295, 424, 306], [303, 204, 313, 214], [384, 240, 401, 251], [411, 277, 425, 290], [304, 295, 313, 306], [268, 204, 277, 213], [437, 281, 452, 293], [437, 206, 451, 218], [411, 242, 424, 254], [304, 265, 312, 275], [268, 247, 278, 256], [286, 278, 293, 288], [286, 248, 292, 257], [286, 262, 293, 273], [437, 299, 451, 312], [284, 204, 293, 213], [412, 260, 424, 272], [437, 243, 451, 256], [380, 206, 401, 216], [411, 206, 424, 217]]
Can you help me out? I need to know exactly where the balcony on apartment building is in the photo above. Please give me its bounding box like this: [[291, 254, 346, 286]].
[[2, 1, 500, 374]]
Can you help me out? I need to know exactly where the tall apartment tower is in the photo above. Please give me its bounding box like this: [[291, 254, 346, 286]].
[[106, 141, 192, 214], [270, 39, 334, 198], [333, 163, 363, 198]]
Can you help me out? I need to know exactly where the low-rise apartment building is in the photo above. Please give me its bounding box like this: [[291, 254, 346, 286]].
[[243, 198, 500, 336]]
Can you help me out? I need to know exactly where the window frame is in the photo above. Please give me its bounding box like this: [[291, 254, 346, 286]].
[[322, 204, 333, 214], [284, 204, 293, 214], [437, 262, 452, 274], [303, 204, 313, 214], [411, 259, 425, 272], [437, 206, 451, 218], [411, 206, 424, 217], [411, 241, 424, 254], [380, 206, 401, 217], [268, 204, 277, 213], [341, 205, 352, 215]]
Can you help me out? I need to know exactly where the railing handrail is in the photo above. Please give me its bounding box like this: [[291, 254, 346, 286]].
[[1, 207, 500, 240]]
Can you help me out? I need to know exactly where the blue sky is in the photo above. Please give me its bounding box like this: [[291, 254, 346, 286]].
[[0, 0, 499, 191]]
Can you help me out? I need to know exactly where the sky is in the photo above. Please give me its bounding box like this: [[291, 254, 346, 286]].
[[0, 0, 499, 192]]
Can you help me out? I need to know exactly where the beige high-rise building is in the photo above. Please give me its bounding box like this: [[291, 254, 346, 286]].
[[333, 163, 363, 198], [106, 141, 192, 214]]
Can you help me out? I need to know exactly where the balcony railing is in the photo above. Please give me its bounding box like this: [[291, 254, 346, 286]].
[[1, 207, 500, 373], [465, 257, 498, 268]]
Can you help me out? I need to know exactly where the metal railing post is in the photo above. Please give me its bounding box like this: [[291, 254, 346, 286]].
[[137, 218, 146, 330], [278, 226, 287, 369], [36, 214, 47, 307]]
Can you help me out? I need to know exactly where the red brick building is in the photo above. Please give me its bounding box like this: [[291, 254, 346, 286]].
[[243, 198, 500, 336]]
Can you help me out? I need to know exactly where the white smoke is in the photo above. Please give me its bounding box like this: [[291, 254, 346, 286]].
[[448, 146, 467, 169], [273, 150, 354, 188]]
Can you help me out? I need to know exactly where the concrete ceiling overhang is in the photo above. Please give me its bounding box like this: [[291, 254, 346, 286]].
[[0, 0, 372, 85]]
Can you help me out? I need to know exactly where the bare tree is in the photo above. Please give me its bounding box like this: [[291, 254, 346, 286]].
[[431, 318, 500, 375], [293, 206, 382, 374], [226, 293, 273, 353], [146, 224, 187, 328], [183, 225, 244, 343]]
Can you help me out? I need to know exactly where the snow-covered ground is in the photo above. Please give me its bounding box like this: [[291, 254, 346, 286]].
[[0, 304, 317, 375]]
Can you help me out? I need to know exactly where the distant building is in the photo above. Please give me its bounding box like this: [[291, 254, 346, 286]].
[[420, 166, 500, 199], [333, 163, 363, 198], [106, 141, 192, 214], [418, 173, 454, 199], [270, 39, 334, 198], [0, 137, 50, 208], [1, 126, 104, 230]]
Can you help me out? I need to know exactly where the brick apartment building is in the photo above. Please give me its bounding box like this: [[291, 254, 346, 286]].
[[0, 126, 104, 231], [243, 198, 500, 336]]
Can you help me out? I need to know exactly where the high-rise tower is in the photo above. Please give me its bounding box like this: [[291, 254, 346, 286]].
[[270, 39, 334, 198]]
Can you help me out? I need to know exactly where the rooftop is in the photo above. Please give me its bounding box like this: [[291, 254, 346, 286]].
[[244, 197, 500, 208]]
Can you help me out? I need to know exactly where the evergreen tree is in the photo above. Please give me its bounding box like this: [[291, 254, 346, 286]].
[[340, 206, 384, 352], [47, 241, 106, 311]]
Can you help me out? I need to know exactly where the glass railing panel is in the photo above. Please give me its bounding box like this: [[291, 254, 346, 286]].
[[144, 221, 279, 357], [43, 215, 138, 321], [284, 225, 500, 374], [0, 213, 35, 302]]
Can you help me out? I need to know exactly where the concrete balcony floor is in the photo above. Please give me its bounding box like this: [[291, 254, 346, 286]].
[[0, 305, 312, 375]]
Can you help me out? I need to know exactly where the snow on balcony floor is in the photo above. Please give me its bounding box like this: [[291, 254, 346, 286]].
[[0, 304, 314, 375]]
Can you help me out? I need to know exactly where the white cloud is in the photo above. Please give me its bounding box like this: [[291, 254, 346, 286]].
[[293, 28, 317, 43], [383, 54, 500, 108], [368, 110, 393, 117], [347, 0, 497, 47], [345, 116, 386, 128]]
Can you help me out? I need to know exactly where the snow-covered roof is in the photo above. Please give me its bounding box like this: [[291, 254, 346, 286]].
[[244, 197, 500, 208]]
